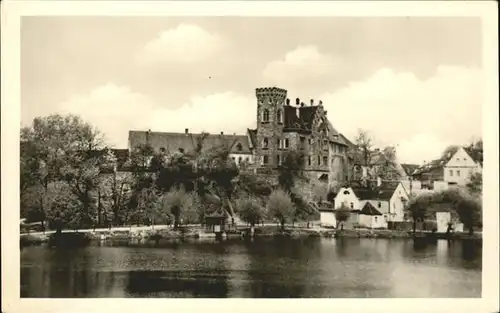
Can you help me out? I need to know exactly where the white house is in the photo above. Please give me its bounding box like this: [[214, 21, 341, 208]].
[[334, 181, 410, 225], [443, 147, 482, 187]]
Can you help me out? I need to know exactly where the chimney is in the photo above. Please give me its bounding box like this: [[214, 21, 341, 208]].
[[146, 129, 151, 143], [296, 98, 300, 106], [220, 131, 224, 135], [319, 100, 323, 106], [286, 98, 290, 106], [300, 102, 305, 108], [185, 128, 189, 134], [310, 99, 314, 106]]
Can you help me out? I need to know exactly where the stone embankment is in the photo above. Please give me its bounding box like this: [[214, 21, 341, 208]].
[[20, 225, 481, 248]]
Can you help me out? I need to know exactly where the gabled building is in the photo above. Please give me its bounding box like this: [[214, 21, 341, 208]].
[[333, 180, 409, 223], [443, 147, 483, 187]]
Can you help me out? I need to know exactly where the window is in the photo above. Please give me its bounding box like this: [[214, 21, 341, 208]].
[[160, 147, 166, 153], [308, 138, 313, 145], [449, 170, 453, 176], [238, 157, 242, 163], [236, 143, 243, 151], [374, 216, 378, 222], [308, 156, 312, 166], [276, 155, 281, 166], [232, 157, 235, 161], [343, 190, 350, 195], [277, 139, 281, 149], [317, 156, 321, 166], [277, 109, 282, 123], [262, 137, 269, 149], [378, 202, 381, 208], [323, 140, 328, 151], [262, 109, 270, 122], [457, 170, 460, 176], [323, 156, 328, 166], [263, 156, 269, 164], [284, 139, 289, 149], [350, 202, 354, 209], [246, 157, 249, 162]]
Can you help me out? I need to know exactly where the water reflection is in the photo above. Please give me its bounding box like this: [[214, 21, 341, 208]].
[[21, 238, 482, 298]]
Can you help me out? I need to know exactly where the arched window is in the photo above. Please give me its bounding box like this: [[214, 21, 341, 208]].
[[262, 137, 269, 149], [263, 109, 270, 122], [277, 109, 283, 123]]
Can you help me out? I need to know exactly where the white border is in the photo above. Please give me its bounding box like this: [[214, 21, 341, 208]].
[[2, 1, 498, 313]]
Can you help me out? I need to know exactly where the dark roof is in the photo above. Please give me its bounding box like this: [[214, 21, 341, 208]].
[[352, 181, 400, 201], [128, 130, 252, 155], [401, 163, 420, 176], [282, 104, 349, 146], [360, 202, 383, 216], [464, 147, 483, 166], [298, 106, 318, 129]]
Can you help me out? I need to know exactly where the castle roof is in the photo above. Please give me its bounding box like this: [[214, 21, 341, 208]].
[[128, 130, 252, 156]]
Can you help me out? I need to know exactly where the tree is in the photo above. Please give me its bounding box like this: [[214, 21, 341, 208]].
[[278, 150, 305, 192], [335, 202, 351, 231], [436, 189, 482, 235], [236, 195, 266, 227], [406, 193, 433, 233], [466, 172, 482, 196], [349, 129, 401, 182], [161, 187, 192, 229], [20, 114, 106, 229], [267, 189, 294, 231]]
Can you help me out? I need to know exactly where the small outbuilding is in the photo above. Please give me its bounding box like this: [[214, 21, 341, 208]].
[[358, 202, 387, 229]]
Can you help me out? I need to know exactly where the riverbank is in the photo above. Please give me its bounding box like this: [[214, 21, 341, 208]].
[[20, 224, 482, 248]]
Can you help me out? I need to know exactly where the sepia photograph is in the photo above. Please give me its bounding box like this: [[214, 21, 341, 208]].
[[2, 1, 499, 313]]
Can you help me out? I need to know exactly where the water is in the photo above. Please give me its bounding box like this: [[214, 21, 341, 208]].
[[20, 237, 482, 298]]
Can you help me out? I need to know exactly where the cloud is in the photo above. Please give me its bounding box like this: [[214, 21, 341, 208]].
[[136, 24, 225, 65], [262, 45, 341, 89], [58, 83, 255, 148], [318, 65, 482, 164]]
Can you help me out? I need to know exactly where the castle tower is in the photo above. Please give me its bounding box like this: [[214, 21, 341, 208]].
[[255, 87, 287, 168]]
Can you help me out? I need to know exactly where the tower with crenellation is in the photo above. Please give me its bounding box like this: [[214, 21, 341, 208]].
[[255, 87, 288, 169]]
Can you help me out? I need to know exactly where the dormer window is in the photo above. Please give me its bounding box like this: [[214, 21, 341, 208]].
[[236, 143, 243, 151], [262, 109, 270, 122], [343, 190, 350, 195]]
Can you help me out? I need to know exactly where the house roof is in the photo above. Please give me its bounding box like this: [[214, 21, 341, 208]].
[[464, 147, 483, 166], [128, 130, 252, 156], [351, 181, 400, 201], [360, 202, 383, 216], [401, 163, 420, 176]]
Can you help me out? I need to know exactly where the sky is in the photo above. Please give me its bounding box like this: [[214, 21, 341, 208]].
[[21, 16, 483, 165]]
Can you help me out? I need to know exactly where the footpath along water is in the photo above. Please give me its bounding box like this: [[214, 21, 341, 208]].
[[21, 237, 482, 298]]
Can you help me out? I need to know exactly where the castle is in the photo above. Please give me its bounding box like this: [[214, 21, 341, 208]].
[[127, 87, 353, 193]]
